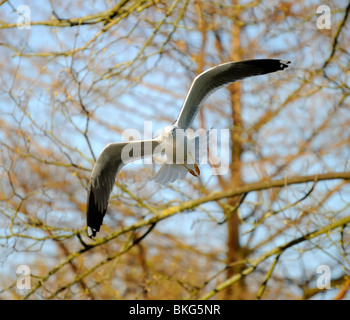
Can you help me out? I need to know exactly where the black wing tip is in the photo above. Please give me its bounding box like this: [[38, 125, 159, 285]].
[[279, 59, 291, 70], [86, 188, 107, 238], [87, 226, 97, 238], [242, 59, 291, 72]]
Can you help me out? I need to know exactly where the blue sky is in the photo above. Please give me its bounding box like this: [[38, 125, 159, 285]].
[[1, 0, 349, 299]]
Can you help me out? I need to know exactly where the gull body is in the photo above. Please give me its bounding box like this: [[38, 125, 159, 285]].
[[86, 59, 291, 237]]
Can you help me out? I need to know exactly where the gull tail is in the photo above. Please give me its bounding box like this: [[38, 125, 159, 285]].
[[150, 163, 188, 185]]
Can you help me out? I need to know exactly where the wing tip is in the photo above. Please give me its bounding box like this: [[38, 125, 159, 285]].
[[87, 226, 97, 238], [86, 188, 106, 238], [279, 60, 291, 70]]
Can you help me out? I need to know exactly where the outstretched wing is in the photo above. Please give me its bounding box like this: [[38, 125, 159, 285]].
[[87, 139, 160, 237], [174, 59, 290, 130]]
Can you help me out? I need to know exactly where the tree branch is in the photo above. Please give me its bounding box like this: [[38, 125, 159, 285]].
[[21, 171, 350, 299], [323, 2, 350, 68], [200, 214, 350, 300], [0, 0, 132, 29]]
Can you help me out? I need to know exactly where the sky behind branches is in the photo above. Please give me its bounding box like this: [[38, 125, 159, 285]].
[[0, 0, 349, 299]]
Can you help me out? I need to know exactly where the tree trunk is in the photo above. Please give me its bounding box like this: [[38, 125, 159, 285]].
[[224, 1, 245, 299]]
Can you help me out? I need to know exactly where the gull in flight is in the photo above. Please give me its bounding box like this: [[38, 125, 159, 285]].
[[86, 59, 291, 237]]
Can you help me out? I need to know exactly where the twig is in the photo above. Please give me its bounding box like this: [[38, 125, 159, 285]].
[[256, 253, 281, 300], [20, 171, 350, 299], [200, 214, 350, 300]]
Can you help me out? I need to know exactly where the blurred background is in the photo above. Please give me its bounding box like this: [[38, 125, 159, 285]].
[[0, 0, 349, 299]]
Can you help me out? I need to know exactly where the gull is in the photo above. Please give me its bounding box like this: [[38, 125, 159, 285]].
[[86, 59, 291, 237]]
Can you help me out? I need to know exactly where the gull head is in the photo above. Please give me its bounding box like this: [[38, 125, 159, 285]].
[[161, 125, 194, 165], [162, 125, 177, 139]]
